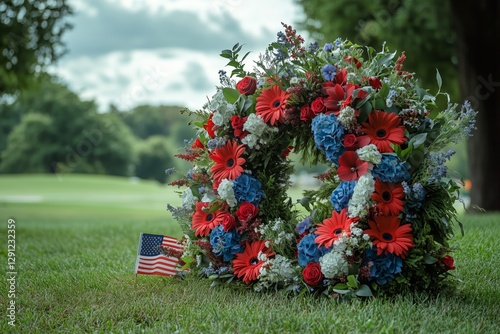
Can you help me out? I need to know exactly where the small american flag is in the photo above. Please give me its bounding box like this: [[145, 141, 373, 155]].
[[135, 233, 182, 276]]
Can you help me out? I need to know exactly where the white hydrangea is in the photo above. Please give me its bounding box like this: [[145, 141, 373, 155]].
[[241, 133, 259, 149], [181, 188, 196, 209], [337, 106, 357, 128], [254, 255, 299, 292], [201, 191, 216, 203], [319, 251, 349, 278], [356, 144, 382, 165], [348, 172, 375, 218], [243, 113, 267, 136], [208, 89, 236, 126], [212, 110, 224, 126], [217, 179, 237, 207]]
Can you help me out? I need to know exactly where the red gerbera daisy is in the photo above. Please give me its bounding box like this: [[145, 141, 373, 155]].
[[337, 151, 369, 181], [210, 140, 245, 184], [255, 85, 290, 126], [364, 215, 414, 258], [372, 178, 405, 216], [233, 240, 275, 284], [191, 201, 223, 237], [315, 208, 357, 248], [362, 111, 406, 153]]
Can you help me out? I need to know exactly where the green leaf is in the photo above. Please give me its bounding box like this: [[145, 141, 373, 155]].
[[347, 275, 359, 289], [355, 284, 373, 297], [379, 83, 390, 99], [333, 283, 348, 290], [409, 133, 427, 149], [372, 98, 386, 110], [424, 254, 438, 264], [436, 68, 442, 92], [377, 51, 397, 66], [222, 87, 240, 104]]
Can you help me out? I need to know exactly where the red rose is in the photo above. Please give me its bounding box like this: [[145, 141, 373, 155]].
[[203, 113, 216, 138], [191, 138, 204, 150], [236, 202, 259, 223], [311, 97, 326, 115], [300, 105, 314, 121], [231, 115, 248, 139], [368, 77, 382, 90], [441, 255, 456, 270], [343, 134, 358, 150], [220, 212, 237, 231], [236, 76, 257, 95], [302, 262, 324, 286]]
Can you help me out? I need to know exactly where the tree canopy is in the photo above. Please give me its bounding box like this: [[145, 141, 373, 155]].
[[0, 0, 72, 94]]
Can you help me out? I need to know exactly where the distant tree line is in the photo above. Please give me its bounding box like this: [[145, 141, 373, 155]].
[[0, 75, 195, 183]]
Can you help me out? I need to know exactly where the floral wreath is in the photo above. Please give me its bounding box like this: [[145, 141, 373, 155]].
[[167, 23, 476, 297]]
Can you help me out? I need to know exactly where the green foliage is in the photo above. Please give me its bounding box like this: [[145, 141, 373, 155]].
[[297, 0, 459, 100], [135, 135, 175, 184], [0, 76, 136, 176], [0, 0, 72, 94]]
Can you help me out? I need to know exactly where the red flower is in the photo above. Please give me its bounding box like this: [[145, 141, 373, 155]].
[[440, 255, 456, 270], [300, 105, 314, 121], [311, 97, 326, 114], [344, 55, 362, 68], [281, 145, 294, 159], [337, 151, 370, 182], [362, 111, 406, 153], [334, 68, 348, 85], [231, 115, 248, 139], [256, 85, 290, 126], [302, 262, 324, 286], [236, 76, 257, 95], [368, 77, 382, 90], [236, 202, 259, 223], [343, 134, 371, 151], [191, 138, 204, 150], [220, 212, 237, 231], [364, 215, 414, 258], [191, 201, 223, 237], [203, 113, 216, 138], [323, 83, 344, 114], [315, 208, 357, 248], [233, 240, 275, 284], [210, 141, 245, 184], [371, 178, 404, 216]]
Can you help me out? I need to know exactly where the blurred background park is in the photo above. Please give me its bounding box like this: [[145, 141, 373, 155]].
[[1, 0, 499, 212]]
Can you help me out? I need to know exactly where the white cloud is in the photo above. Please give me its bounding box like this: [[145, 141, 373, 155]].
[[54, 0, 305, 111]]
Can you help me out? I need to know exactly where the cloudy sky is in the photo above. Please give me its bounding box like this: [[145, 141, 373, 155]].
[[51, 0, 305, 111]]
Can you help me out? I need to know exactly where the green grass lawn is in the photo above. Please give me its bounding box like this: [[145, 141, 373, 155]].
[[1, 174, 499, 333]]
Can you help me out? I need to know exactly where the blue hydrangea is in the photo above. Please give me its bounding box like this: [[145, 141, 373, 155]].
[[365, 247, 403, 285], [210, 225, 243, 262], [372, 155, 410, 183], [297, 234, 330, 267], [311, 113, 345, 165], [233, 173, 264, 205], [323, 43, 333, 52], [330, 181, 357, 212], [296, 217, 312, 234], [321, 64, 337, 81]]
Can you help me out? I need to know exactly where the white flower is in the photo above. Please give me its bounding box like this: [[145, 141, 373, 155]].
[[217, 179, 237, 207], [348, 172, 375, 218], [356, 144, 382, 165], [337, 106, 357, 128], [319, 251, 349, 278], [212, 111, 224, 126], [202, 192, 215, 203], [242, 134, 259, 149], [181, 188, 196, 209], [243, 113, 267, 135]]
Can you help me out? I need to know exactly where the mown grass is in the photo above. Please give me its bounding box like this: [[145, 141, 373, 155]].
[[0, 174, 499, 333]]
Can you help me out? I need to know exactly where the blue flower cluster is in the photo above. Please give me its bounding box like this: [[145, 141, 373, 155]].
[[321, 64, 336, 81], [330, 181, 357, 212], [402, 181, 426, 220], [372, 155, 411, 183], [427, 150, 455, 184], [233, 173, 264, 205], [365, 247, 403, 285], [297, 234, 330, 267], [311, 113, 345, 165], [210, 225, 243, 262], [296, 217, 312, 235]]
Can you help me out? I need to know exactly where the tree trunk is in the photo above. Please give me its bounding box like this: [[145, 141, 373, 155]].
[[451, 0, 500, 211]]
